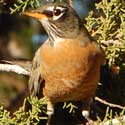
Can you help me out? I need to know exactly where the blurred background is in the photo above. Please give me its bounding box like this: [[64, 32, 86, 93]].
[[0, 0, 125, 122]]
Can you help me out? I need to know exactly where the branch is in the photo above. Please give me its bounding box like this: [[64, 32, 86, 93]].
[[95, 96, 125, 109], [0, 63, 30, 76]]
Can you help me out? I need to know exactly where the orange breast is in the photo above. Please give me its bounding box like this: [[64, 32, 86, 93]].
[[40, 39, 104, 103]]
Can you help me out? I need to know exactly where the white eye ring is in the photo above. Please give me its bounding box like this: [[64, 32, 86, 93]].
[[46, 6, 66, 20], [52, 10, 64, 20]]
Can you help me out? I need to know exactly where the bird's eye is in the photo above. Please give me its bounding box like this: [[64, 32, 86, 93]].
[[46, 6, 67, 20], [53, 9, 62, 16]]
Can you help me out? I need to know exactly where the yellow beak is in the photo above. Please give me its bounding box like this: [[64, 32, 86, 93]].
[[22, 11, 47, 19]]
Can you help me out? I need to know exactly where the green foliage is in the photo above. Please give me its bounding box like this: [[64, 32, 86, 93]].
[[86, 0, 125, 67], [0, 97, 80, 124], [10, 0, 41, 14], [63, 102, 78, 113], [10, 0, 69, 14], [96, 107, 125, 124], [0, 107, 12, 124], [0, 97, 48, 125]]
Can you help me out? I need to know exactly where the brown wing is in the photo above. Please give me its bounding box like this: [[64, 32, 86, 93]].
[[28, 48, 44, 98]]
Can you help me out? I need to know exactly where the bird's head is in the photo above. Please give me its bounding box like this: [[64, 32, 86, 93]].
[[23, 3, 83, 42]]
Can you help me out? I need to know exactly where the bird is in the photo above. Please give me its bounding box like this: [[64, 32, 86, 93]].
[[22, 2, 105, 124]]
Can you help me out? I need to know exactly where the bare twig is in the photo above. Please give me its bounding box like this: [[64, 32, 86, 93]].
[[95, 96, 125, 109], [0, 64, 30, 75]]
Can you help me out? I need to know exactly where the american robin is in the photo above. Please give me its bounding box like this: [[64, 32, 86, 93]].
[[22, 2, 105, 124]]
